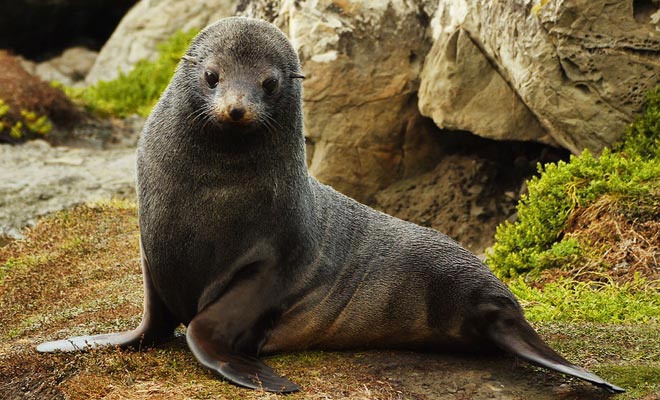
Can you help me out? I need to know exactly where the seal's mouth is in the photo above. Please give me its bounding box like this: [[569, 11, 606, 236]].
[[209, 112, 262, 136]]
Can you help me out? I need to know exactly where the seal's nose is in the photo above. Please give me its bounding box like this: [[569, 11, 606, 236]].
[[229, 107, 245, 122]]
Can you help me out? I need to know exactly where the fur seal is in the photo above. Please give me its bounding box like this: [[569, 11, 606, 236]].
[[37, 17, 624, 394]]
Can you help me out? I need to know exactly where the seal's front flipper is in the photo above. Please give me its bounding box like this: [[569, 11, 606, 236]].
[[487, 311, 625, 393], [37, 331, 149, 352], [187, 314, 299, 393], [37, 238, 179, 353]]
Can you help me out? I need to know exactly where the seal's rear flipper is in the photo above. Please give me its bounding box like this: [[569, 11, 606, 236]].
[[186, 315, 299, 393], [487, 315, 625, 394]]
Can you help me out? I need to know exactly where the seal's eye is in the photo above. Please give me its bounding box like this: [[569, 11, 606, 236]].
[[204, 71, 219, 88], [262, 77, 279, 95]]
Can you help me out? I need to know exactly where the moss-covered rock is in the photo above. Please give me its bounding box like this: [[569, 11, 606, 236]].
[[487, 148, 660, 279]]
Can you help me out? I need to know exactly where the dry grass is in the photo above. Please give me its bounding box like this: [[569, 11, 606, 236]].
[[0, 200, 142, 341], [555, 195, 660, 285]]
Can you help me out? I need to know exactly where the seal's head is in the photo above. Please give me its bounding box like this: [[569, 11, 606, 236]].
[[177, 17, 305, 134]]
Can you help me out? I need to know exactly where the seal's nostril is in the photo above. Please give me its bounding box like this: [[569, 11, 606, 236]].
[[229, 107, 245, 121]]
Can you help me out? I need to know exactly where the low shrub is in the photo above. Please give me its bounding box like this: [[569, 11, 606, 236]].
[[0, 50, 79, 143], [69, 29, 199, 117], [487, 86, 660, 281]]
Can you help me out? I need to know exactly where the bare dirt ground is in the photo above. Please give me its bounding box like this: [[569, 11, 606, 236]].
[[373, 133, 567, 254]]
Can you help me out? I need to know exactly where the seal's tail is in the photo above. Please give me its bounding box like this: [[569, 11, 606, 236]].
[[487, 315, 625, 394]]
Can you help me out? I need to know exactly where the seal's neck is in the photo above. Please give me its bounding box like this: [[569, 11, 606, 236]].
[[199, 114, 304, 173], [152, 102, 307, 186]]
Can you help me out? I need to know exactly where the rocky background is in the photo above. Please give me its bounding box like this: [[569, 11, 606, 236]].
[[1, 0, 659, 253], [1, 2, 659, 399]]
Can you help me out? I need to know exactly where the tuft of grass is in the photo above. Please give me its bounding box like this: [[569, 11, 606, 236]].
[[0, 254, 48, 284], [531, 0, 551, 15], [510, 276, 660, 324], [68, 29, 199, 117]]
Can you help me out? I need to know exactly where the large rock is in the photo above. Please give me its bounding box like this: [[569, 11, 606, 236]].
[[243, 0, 445, 202], [243, 0, 660, 198], [418, 27, 556, 145], [22, 47, 99, 87], [86, 0, 446, 202], [421, 0, 660, 154], [85, 0, 238, 85]]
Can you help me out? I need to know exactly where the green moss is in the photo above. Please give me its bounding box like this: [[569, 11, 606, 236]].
[[511, 276, 660, 324], [485, 86, 660, 325], [614, 86, 660, 160], [595, 365, 660, 400], [487, 86, 660, 280], [70, 29, 199, 117], [0, 254, 48, 284]]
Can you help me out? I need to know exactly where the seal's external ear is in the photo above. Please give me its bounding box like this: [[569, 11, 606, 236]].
[[290, 72, 305, 80], [181, 55, 198, 65]]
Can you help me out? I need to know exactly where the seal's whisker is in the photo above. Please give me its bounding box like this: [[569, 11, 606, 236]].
[[261, 117, 276, 136], [264, 113, 283, 131], [188, 106, 211, 127], [201, 111, 215, 131]]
